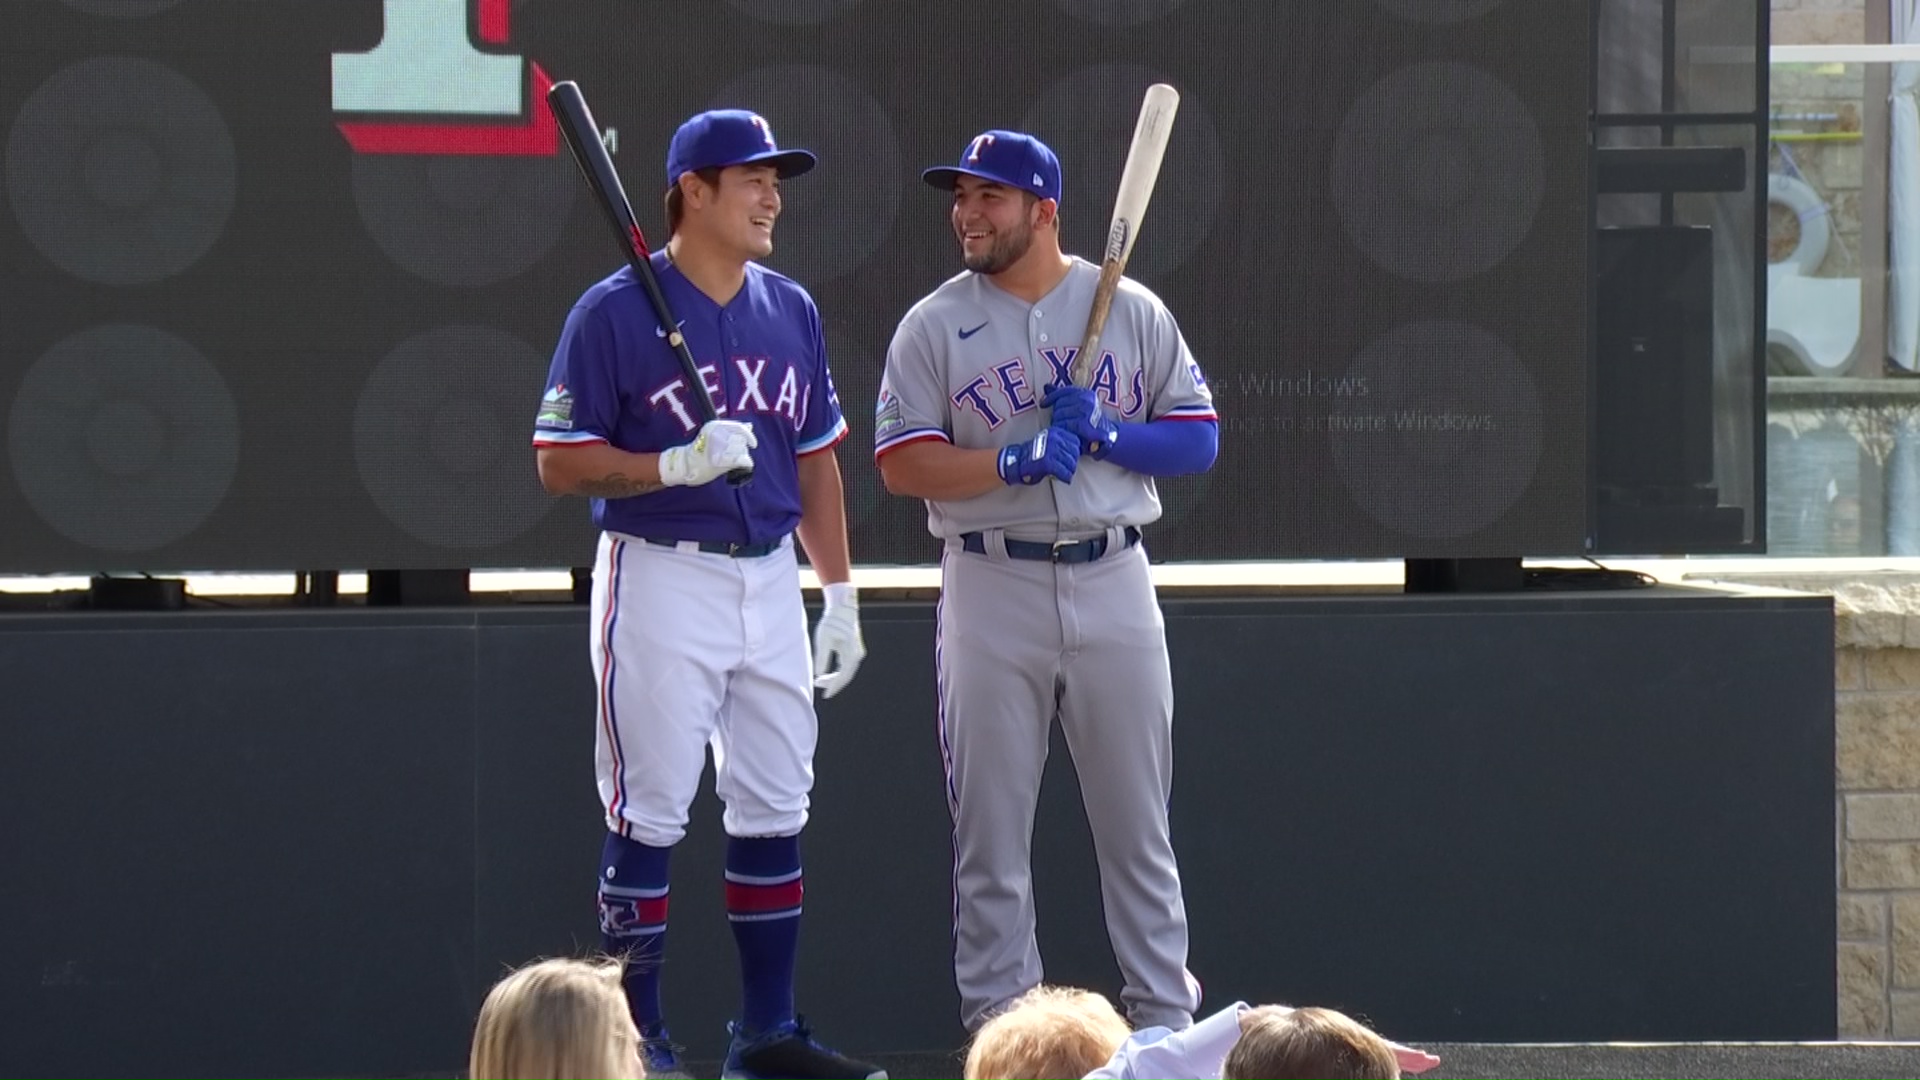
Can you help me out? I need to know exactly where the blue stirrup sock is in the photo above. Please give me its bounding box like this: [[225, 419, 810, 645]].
[[725, 834, 804, 1034], [597, 831, 672, 1033]]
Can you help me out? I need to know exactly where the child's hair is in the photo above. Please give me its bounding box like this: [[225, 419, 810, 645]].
[[468, 957, 641, 1079], [963, 984, 1132, 1080], [1224, 1005, 1400, 1080]]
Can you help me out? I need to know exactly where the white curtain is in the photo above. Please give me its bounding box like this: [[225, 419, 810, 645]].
[[1889, 0, 1920, 371]]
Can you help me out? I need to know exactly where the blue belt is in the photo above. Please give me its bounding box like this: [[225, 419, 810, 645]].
[[639, 536, 782, 558], [959, 526, 1140, 564]]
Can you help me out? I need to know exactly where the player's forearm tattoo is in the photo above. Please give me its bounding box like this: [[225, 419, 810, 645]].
[[575, 473, 664, 498]]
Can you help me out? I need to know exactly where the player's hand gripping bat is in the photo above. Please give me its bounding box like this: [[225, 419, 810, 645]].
[[1068, 83, 1179, 455], [546, 79, 751, 486]]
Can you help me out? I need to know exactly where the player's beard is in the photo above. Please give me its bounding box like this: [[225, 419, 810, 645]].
[[963, 217, 1033, 275]]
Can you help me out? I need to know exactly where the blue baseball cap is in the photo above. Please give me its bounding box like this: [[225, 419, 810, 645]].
[[666, 109, 816, 187], [922, 130, 1063, 204]]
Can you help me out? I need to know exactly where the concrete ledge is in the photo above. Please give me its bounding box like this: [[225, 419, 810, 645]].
[[1681, 570, 1920, 649]]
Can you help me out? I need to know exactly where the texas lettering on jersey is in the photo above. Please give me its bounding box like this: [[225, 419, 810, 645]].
[[949, 347, 1148, 430], [645, 356, 814, 436]]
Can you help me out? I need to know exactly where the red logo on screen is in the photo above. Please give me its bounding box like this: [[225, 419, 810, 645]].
[[332, 0, 556, 155]]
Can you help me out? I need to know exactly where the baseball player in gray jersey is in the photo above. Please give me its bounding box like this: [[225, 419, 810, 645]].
[[873, 129, 1219, 1034]]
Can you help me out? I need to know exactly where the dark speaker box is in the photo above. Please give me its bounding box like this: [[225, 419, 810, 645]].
[[1593, 225, 1744, 552]]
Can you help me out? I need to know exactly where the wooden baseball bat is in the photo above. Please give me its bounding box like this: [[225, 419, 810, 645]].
[[1070, 83, 1180, 416], [546, 80, 750, 486]]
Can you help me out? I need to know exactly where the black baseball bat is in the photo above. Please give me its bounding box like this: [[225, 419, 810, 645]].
[[546, 79, 751, 486]]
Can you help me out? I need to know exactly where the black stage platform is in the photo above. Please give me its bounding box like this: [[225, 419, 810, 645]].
[[0, 586, 1835, 1077]]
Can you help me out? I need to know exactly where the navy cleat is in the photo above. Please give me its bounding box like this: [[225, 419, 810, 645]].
[[637, 1024, 692, 1080], [719, 1016, 887, 1079]]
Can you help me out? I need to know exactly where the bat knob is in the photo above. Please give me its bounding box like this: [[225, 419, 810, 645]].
[[725, 466, 754, 488]]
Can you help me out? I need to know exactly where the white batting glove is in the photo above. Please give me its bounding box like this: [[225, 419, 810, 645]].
[[658, 419, 756, 487], [812, 582, 865, 699]]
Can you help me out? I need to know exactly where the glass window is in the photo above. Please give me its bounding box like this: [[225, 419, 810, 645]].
[[1767, 1, 1920, 556]]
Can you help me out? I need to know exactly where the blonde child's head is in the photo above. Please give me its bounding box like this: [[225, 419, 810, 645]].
[[963, 984, 1132, 1080], [469, 957, 641, 1079]]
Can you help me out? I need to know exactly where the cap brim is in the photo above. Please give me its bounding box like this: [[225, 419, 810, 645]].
[[738, 149, 817, 179], [922, 165, 1001, 191], [922, 165, 1058, 199]]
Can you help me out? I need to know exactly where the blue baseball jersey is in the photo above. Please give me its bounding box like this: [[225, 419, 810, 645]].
[[532, 252, 847, 543]]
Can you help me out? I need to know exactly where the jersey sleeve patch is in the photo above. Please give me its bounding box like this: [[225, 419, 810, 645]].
[[535, 382, 575, 430], [875, 386, 905, 438]]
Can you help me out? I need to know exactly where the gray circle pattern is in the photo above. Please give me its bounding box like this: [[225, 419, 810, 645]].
[[1328, 321, 1543, 540], [8, 325, 239, 553], [709, 65, 901, 284], [354, 325, 556, 548], [1022, 64, 1224, 281], [60, 0, 183, 16], [1371, 0, 1507, 23], [6, 57, 236, 285], [1049, 0, 1186, 26], [1330, 62, 1545, 283], [351, 153, 577, 288], [724, 0, 863, 25]]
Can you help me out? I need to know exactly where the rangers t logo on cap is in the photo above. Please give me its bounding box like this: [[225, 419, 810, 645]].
[[923, 129, 1063, 205]]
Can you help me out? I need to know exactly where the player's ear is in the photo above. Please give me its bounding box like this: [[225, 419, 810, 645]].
[[1033, 197, 1059, 229], [679, 168, 723, 212], [677, 171, 706, 210]]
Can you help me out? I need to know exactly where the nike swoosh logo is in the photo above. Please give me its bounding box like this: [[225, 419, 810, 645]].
[[656, 319, 686, 338], [958, 322, 988, 340]]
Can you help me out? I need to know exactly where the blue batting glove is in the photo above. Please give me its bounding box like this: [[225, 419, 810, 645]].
[[1042, 383, 1120, 459], [996, 426, 1081, 486]]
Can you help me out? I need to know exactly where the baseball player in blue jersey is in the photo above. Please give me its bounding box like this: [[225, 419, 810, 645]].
[[874, 130, 1219, 1035], [532, 109, 882, 1080]]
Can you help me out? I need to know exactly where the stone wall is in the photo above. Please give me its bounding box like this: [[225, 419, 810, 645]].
[[1835, 597, 1920, 1037]]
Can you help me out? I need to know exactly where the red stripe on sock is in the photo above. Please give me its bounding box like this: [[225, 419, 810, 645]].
[[725, 879, 804, 913]]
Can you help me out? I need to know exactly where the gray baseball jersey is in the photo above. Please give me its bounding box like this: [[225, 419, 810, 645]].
[[876, 256, 1213, 1033], [875, 256, 1216, 540]]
